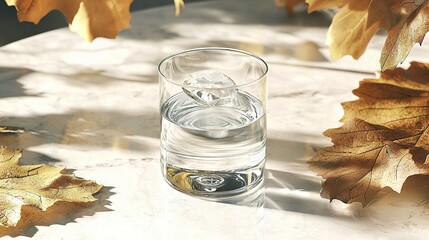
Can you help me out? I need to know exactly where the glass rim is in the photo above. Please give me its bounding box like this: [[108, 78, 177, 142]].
[[157, 47, 268, 90]]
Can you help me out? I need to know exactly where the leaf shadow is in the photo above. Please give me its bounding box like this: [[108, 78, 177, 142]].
[[0, 186, 114, 238], [19, 150, 62, 165], [253, 136, 355, 218], [0, 67, 35, 99], [0, 64, 160, 152], [0, 109, 159, 151], [264, 169, 351, 217], [54, 70, 159, 85], [264, 135, 429, 222], [121, 0, 332, 64], [122, 0, 333, 41], [207, 40, 328, 62], [362, 175, 429, 226]]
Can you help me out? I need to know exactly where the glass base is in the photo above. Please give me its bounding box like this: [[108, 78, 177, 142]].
[[161, 160, 265, 198]]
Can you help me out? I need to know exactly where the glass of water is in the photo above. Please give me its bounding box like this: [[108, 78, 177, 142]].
[[158, 48, 267, 198]]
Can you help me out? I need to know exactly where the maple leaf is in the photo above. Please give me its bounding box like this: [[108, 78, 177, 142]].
[[309, 119, 429, 205], [0, 146, 102, 227], [380, 1, 429, 71], [342, 61, 429, 147], [310, 62, 429, 205], [5, 0, 132, 41]]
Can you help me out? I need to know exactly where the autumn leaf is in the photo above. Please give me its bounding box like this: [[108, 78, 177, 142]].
[[305, 0, 429, 71], [5, 0, 132, 41], [309, 62, 429, 205], [342, 61, 429, 146], [6, 0, 187, 41], [0, 146, 102, 227], [325, 0, 396, 60], [309, 119, 429, 205], [380, 1, 429, 71], [174, 0, 185, 16]]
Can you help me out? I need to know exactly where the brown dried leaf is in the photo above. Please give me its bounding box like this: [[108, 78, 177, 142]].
[[342, 61, 429, 146], [309, 62, 429, 205], [0, 146, 102, 227], [6, 0, 132, 41], [326, 0, 396, 60], [309, 119, 429, 205], [306, 0, 429, 71], [380, 2, 429, 71]]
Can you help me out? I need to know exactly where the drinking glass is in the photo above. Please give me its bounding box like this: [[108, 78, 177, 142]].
[[158, 47, 268, 198]]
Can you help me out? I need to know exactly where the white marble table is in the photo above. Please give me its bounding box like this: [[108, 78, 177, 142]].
[[1, 0, 429, 239]]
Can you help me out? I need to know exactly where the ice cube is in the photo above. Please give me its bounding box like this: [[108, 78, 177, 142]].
[[182, 70, 237, 106]]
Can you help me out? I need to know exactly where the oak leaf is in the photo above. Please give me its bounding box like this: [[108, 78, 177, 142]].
[[6, 0, 132, 41], [0, 146, 102, 227], [309, 62, 429, 205]]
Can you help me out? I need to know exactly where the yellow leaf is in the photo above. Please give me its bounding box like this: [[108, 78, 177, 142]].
[[174, 0, 185, 16], [380, 2, 429, 71], [305, 0, 429, 70], [309, 62, 429, 205], [327, 0, 395, 60], [6, 0, 132, 41], [0, 146, 102, 227]]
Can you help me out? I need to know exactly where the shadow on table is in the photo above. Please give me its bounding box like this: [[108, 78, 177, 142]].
[[120, 0, 331, 63], [0, 109, 159, 152], [208, 40, 328, 62], [0, 185, 114, 238], [122, 1, 333, 42], [119, 0, 334, 68], [0, 67, 37, 99], [0, 65, 159, 152], [263, 136, 354, 218], [263, 136, 429, 228], [0, 64, 158, 86], [50, 70, 159, 85]]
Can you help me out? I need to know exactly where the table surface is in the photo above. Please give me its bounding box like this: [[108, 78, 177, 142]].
[[1, 0, 429, 239]]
